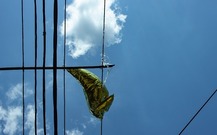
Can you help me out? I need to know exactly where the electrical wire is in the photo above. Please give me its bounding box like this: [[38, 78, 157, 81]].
[[100, 0, 106, 135], [21, 0, 25, 134], [0, 65, 114, 71], [179, 89, 217, 135], [34, 0, 38, 134], [63, 0, 67, 134], [42, 0, 47, 134], [53, 0, 58, 134], [101, 0, 106, 68]]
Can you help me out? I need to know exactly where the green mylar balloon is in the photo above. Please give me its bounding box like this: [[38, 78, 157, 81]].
[[67, 68, 114, 119]]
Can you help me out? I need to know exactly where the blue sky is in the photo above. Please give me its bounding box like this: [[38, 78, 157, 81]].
[[1, 0, 217, 135]]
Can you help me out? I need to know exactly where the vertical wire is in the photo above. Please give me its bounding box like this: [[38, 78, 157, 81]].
[[21, 0, 25, 134], [53, 0, 58, 134], [34, 0, 38, 134], [100, 0, 106, 135], [42, 0, 47, 134], [101, 0, 106, 69], [63, 0, 67, 134], [100, 119, 103, 135]]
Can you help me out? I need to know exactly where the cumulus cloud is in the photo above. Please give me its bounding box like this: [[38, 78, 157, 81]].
[[6, 83, 33, 101], [6, 84, 22, 100], [79, 117, 99, 131], [0, 83, 44, 135], [25, 105, 35, 135], [24, 104, 44, 135], [60, 0, 127, 58], [0, 105, 43, 135], [66, 129, 83, 135], [0, 106, 22, 135], [87, 117, 98, 126]]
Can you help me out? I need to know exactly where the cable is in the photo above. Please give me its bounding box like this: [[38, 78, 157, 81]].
[[21, 0, 25, 134], [34, 0, 38, 134], [63, 0, 67, 134], [100, 0, 106, 135], [53, 0, 58, 134], [0, 65, 115, 71], [100, 119, 103, 135], [179, 89, 217, 135], [42, 0, 47, 134]]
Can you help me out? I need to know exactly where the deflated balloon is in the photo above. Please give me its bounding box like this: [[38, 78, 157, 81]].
[[67, 68, 114, 119]]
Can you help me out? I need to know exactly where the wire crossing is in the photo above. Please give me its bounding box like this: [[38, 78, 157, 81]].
[[5, 1, 217, 135], [2, 1, 115, 135]]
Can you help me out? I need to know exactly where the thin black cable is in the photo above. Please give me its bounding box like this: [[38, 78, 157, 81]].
[[0, 65, 115, 71], [34, 0, 38, 134], [21, 0, 25, 134], [101, 0, 106, 81], [42, 0, 47, 134], [179, 89, 217, 135], [101, 0, 106, 69], [53, 0, 58, 134], [63, 0, 67, 134], [100, 0, 106, 135], [100, 119, 103, 135]]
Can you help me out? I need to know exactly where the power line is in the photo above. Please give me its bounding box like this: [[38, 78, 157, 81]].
[[1, 1, 115, 135], [100, 0, 107, 135], [34, 0, 38, 134], [63, 0, 67, 134], [21, 0, 25, 134], [0, 65, 115, 71], [179, 89, 217, 135], [53, 0, 58, 134], [42, 0, 47, 134]]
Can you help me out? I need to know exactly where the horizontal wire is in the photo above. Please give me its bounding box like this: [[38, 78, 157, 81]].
[[0, 65, 115, 71]]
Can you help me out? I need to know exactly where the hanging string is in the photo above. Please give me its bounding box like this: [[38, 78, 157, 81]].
[[21, 0, 25, 134], [179, 89, 217, 135], [102, 55, 112, 84], [53, 0, 58, 134], [34, 0, 38, 134], [100, 0, 106, 135], [42, 0, 47, 134], [63, 0, 67, 134], [103, 67, 112, 85]]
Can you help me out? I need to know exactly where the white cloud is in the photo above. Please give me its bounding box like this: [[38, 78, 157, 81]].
[[79, 116, 99, 131], [0, 104, 45, 135], [2, 106, 22, 135], [25, 105, 35, 135], [88, 117, 98, 126], [24, 104, 44, 135], [60, 0, 127, 58], [66, 129, 83, 135], [81, 123, 86, 129], [6, 84, 22, 100], [6, 83, 33, 101], [0, 83, 45, 135], [46, 73, 53, 90], [0, 106, 6, 120], [0, 106, 6, 133]]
